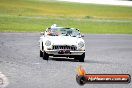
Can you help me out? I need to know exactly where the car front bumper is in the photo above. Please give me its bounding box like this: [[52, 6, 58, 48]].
[[45, 50, 85, 55]]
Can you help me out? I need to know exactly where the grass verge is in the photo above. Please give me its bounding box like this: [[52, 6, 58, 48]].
[[0, 0, 132, 34]]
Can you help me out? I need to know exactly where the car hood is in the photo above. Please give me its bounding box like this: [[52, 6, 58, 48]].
[[45, 36, 83, 45]]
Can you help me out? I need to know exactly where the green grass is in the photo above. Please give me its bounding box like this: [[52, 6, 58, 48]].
[[0, 0, 132, 34]]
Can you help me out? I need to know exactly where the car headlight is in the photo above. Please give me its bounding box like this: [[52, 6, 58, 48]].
[[78, 41, 84, 48], [45, 40, 51, 46]]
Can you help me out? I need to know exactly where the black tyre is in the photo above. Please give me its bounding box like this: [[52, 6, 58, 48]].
[[75, 53, 85, 62], [79, 53, 85, 62], [40, 50, 43, 57], [43, 51, 49, 60]]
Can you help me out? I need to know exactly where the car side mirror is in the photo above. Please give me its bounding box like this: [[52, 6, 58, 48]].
[[40, 32, 44, 35], [81, 34, 84, 37]]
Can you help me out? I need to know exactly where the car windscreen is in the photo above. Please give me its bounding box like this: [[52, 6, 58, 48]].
[[47, 28, 81, 37]]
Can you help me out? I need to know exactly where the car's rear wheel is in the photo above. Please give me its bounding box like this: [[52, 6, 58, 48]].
[[75, 53, 85, 62], [43, 51, 49, 60], [40, 50, 43, 57]]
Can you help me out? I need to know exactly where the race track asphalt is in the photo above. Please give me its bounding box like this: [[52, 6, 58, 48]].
[[0, 33, 132, 88]]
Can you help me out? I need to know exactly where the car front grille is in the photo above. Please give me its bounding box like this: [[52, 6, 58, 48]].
[[52, 45, 77, 50]]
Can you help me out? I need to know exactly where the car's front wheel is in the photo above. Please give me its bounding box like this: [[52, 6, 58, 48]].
[[40, 50, 43, 57], [43, 51, 49, 60], [75, 53, 85, 62]]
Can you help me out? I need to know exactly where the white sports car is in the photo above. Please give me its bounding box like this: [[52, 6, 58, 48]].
[[39, 24, 85, 62]]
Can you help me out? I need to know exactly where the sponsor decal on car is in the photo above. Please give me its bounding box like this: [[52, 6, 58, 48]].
[[0, 72, 9, 88]]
